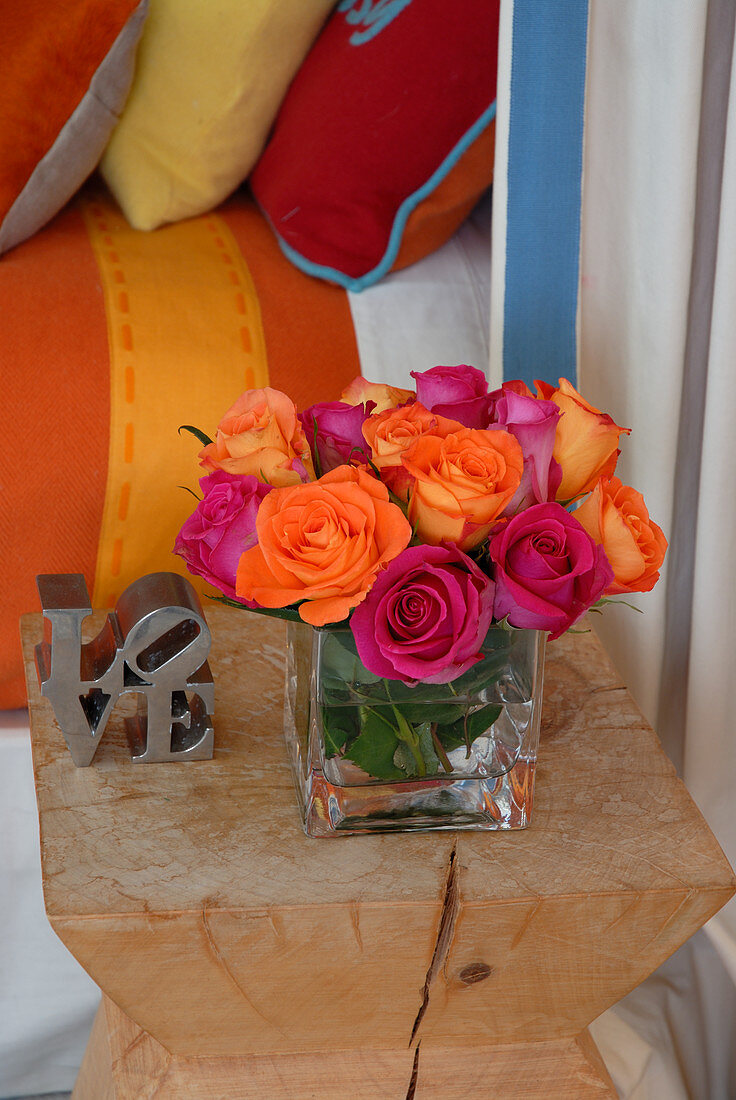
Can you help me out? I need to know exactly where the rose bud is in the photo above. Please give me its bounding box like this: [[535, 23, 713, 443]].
[[299, 401, 372, 473], [199, 386, 315, 487], [535, 378, 630, 501], [340, 376, 415, 414], [174, 471, 271, 601], [411, 364, 493, 429], [574, 476, 667, 594], [362, 401, 463, 498], [488, 384, 562, 510], [488, 502, 614, 639]]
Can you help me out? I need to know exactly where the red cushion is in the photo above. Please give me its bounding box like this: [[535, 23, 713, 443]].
[[251, 0, 499, 290]]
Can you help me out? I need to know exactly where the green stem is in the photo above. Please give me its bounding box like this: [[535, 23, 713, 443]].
[[391, 706, 426, 777], [430, 723, 454, 774]]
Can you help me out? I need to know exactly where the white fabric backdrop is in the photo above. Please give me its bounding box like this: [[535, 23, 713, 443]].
[[0, 715, 99, 1098], [579, 0, 736, 1052], [684, 1, 736, 978]]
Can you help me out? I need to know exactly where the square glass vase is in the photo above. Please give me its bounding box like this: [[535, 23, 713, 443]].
[[283, 621, 546, 837]]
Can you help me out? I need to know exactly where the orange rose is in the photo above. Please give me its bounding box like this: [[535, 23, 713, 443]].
[[235, 465, 412, 626], [199, 387, 315, 487], [575, 476, 667, 594], [536, 378, 630, 501], [401, 428, 523, 550], [340, 376, 415, 415], [362, 401, 463, 497]]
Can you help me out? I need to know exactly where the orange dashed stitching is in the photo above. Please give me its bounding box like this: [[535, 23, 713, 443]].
[[81, 195, 142, 609], [228, 270, 241, 286], [235, 292, 247, 315], [118, 482, 131, 521], [111, 539, 123, 577], [245, 367, 256, 389], [240, 326, 252, 353]]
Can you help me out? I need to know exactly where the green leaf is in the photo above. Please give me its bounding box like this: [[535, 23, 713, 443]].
[[178, 424, 213, 447], [433, 720, 466, 753], [393, 721, 441, 778], [319, 675, 354, 706], [322, 707, 357, 757], [416, 722, 441, 774], [393, 741, 419, 776], [391, 701, 465, 725], [320, 632, 360, 684], [594, 597, 644, 615], [453, 652, 511, 696], [344, 709, 403, 780], [436, 704, 503, 753]]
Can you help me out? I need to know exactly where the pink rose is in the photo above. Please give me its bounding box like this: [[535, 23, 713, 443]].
[[410, 364, 492, 429], [489, 385, 562, 510], [350, 544, 495, 684], [174, 471, 271, 601], [488, 503, 613, 639], [299, 401, 371, 473]]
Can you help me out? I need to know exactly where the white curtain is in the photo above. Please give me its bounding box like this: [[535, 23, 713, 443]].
[[579, 0, 736, 977]]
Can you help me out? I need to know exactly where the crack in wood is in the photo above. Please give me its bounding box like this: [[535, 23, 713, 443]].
[[111, 1026, 148, 1069], [349, 901, 363, 952], [405, 1041, 421, 1100], [200, 909, 285, 1034], [409, 843, 460, 1047], [510, 897, 543, 949], [148, 1059, 176, 1099]]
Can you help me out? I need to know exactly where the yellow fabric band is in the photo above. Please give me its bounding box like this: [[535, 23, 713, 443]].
[[81, 195, 269, 609]]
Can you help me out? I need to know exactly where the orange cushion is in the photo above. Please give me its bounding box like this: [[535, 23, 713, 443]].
[[1, 186, 360, 707], [0, 0, 147, 254]]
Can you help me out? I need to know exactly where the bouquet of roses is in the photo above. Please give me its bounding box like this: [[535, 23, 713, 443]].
[[175, 365, 666, 780]]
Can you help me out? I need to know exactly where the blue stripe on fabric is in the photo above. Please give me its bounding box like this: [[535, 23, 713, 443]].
[[503, 0, 588, 389], [268, 101, 496, 294]]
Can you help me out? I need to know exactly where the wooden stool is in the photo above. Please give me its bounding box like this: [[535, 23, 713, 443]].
[[21, 608, 735, 1099]]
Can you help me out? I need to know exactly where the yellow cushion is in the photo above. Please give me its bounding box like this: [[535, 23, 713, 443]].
[[100, 0, 334, 231]]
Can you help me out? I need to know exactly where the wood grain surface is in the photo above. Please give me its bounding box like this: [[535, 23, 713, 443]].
[[72, 995, 617, 1100], [22, 607, 735, 1061]]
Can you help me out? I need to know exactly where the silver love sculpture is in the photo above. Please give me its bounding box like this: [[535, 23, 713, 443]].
[[35, 572, 215, 766]]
